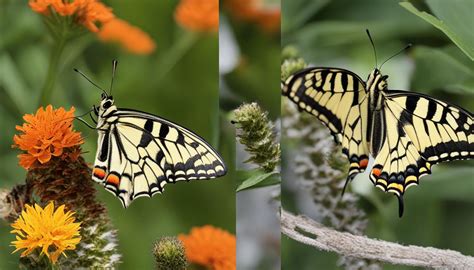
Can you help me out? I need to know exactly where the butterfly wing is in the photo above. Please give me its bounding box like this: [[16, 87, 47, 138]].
[[370, 91, 473, 215], [92, 109, 227, 207], [282, 67, 370, 187]]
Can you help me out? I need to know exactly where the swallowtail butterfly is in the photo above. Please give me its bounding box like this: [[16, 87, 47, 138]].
[[281, 31, 473, 217], [76, 60, 227, 207]]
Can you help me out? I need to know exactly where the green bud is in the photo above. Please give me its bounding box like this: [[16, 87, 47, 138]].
[[153, 237, 187, 270], [281, 45, 300, 61], [281, 58, 307, 81]]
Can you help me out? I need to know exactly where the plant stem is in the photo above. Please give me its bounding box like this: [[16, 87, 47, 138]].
[[39, 37, 66, 106], [281, 209, 474, 269], [154, 31, 199, 85]]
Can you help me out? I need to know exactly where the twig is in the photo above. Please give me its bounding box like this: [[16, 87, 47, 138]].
[[281, 209, 474, 269]]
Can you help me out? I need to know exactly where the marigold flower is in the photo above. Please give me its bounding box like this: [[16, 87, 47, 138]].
[[179, 225, 236, 270], [11, 202, 81, 264], [175, 0, 219, 32], [13, 105, 83, 170], [98, 18, 156, 54], [29, 0, 114, 32], [226, 0, 280, 33]]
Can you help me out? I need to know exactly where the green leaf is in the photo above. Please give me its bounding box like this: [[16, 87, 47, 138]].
[[236, 170, 280, 192], [282, 0, 331, 33], [0, 53, 33, 113], [400, 1, 474, 60], [411, 45, 474, 94], [414, 166, 474, 201]]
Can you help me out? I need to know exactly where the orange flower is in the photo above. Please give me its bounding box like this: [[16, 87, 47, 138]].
[[13, 105, 83, 170], [98, 18, 156, 54], [175, 0, 219, 32], [29, 0, 114, 32], [226, 0, 281, 33], [179, 225, 236, 270]]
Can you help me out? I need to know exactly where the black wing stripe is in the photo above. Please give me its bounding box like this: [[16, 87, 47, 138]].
[[99, 130, 110, 162]]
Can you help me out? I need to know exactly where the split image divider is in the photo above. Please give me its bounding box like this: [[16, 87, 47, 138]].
[[219, 1, 282, 269]]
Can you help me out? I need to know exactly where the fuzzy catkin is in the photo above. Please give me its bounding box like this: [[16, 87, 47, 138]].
[[233, 102, 280, 172]]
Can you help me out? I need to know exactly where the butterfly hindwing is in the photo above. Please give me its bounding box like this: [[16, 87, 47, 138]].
[[370, 91, 474, 198], [93, 109, 227, 207], [282, 67, 371, 182]]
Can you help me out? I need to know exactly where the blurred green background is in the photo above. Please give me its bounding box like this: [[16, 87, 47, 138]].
[[282, 0, 474, 269], [0, 1, 234, 269]]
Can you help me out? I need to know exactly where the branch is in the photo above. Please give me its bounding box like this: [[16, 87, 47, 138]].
[[281, 209, 474, 269]]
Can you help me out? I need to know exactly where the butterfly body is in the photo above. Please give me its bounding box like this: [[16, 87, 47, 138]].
[[282, 67, 473, 216], [91, 94, 227, 207]]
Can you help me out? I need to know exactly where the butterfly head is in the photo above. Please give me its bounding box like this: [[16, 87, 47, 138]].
[[367, 69, 388, 91], [95, 94, 116, 116]]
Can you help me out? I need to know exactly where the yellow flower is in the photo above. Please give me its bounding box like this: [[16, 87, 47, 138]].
[[11, 202, 81, 264]]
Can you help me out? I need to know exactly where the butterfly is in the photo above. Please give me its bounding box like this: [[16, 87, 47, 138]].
[[281, 31, 473, 217], [76, 60, 227, 207]]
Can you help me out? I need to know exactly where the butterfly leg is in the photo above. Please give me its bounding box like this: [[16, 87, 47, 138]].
[[397, 194, 404, 217], [89, 111, 97, 124], [341, 174, 356, 198], [75, 116, 97, 130], [340, 152, 369, 198]]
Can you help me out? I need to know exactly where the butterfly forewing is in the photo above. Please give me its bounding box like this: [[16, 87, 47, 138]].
[[283, 67, 371, 181], [92, 109, 226, 207]]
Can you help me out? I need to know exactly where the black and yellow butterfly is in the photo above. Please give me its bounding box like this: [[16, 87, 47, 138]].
[[77, 61, 226, 207], [281, 32, 473, 217]]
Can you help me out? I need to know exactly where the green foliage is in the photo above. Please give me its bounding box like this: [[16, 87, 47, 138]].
[[236, 170, 280, 192], [400, 0, 474, 60], [411, 45, 474, 94], [221, 13, 281, 118]]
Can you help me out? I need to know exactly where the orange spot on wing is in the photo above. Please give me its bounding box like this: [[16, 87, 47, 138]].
[[106, 174, 120, 186], [93, 168, 106, 179], [359, 159, 368, 168], [372, 168, 382, 177]]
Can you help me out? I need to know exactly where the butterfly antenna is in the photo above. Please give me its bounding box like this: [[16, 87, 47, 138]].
[[74, 68, 108, 97], [366, 29, 378, 69], [379, 43, 412, 71], [75, 108, 94, 118], [57, 108, 94, 123], [109, 59, 118, 96]]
